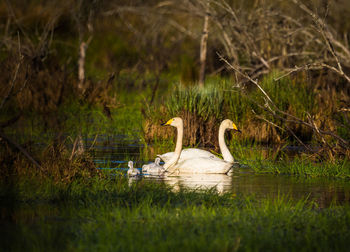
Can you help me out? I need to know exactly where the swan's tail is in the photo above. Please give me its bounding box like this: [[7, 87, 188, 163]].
[[225, 161, 240, 174]]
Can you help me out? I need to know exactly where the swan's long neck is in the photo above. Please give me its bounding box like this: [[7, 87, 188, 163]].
[[163, 122, 183, 169], [219, 124, 234, 163]]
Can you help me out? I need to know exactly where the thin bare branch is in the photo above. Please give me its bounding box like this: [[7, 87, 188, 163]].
[[0, 131, 42, 170], [218, 53, 275, 105], [0, 33, 23, 109]]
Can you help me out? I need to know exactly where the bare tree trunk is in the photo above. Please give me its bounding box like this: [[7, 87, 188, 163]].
[[77, 36, 92, 93], [199, 1, 210, 88], [78, 41, 87, 92]]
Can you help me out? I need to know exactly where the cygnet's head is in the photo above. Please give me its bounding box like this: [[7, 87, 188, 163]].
[[154, 157, 161, 165], [128, 161, 133, 169], [221, 119, 241, 132], [142, 164, 148, 172], [161, 117, 183, 128]]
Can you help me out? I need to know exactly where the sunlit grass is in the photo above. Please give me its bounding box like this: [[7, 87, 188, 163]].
[[244, 157, 350, 179], [143, 73, 329, 147], [166, 82, 225, 120]]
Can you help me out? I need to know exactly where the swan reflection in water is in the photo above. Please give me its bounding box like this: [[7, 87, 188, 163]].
[[162, 174, 233, 193]]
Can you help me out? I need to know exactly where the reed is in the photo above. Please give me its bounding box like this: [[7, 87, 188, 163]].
[[143, 73, 328, 147]]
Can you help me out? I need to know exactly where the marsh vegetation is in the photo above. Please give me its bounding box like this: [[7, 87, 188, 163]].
[[2, 176, 350, 251], [1, 0, 350, 251]]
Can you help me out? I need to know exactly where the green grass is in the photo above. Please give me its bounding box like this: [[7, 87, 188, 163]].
[[1, 176, 350, 251], [2, 86, 144, 146], [166, 82, 225, 121], [144, 73, 328, 146], [239, 155, 350, 179], [257, 72, 318, 117]]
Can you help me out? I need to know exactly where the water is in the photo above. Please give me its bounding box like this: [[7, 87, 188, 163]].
[[89, 136, 350, 207]]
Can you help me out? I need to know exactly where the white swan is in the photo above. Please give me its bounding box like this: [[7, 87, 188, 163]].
[[142, 157, 165, 175], [158, 119, 240, 164], [127, 161, 140, 176], [160, 117, 237, 174]]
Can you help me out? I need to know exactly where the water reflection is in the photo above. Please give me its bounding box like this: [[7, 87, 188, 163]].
[[161, 174, 231, 193], [229, 172, 350, 207], [89, 136, 350, 207], [123, 167, 350, 207], [156, 172, 350, 207]]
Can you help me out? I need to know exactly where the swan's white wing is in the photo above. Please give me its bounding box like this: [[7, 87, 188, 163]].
[[142, 161, 165, 175], [142, 164, 149, 173], [158, 148, 220, 163], [167, 157, 233, 174], [157, 152, 173, 163], [147, 165, 165, 175], [142, 162, 158, 172]]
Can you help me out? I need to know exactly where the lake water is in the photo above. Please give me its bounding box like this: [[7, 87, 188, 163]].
[[89, 136, 350, 207]]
